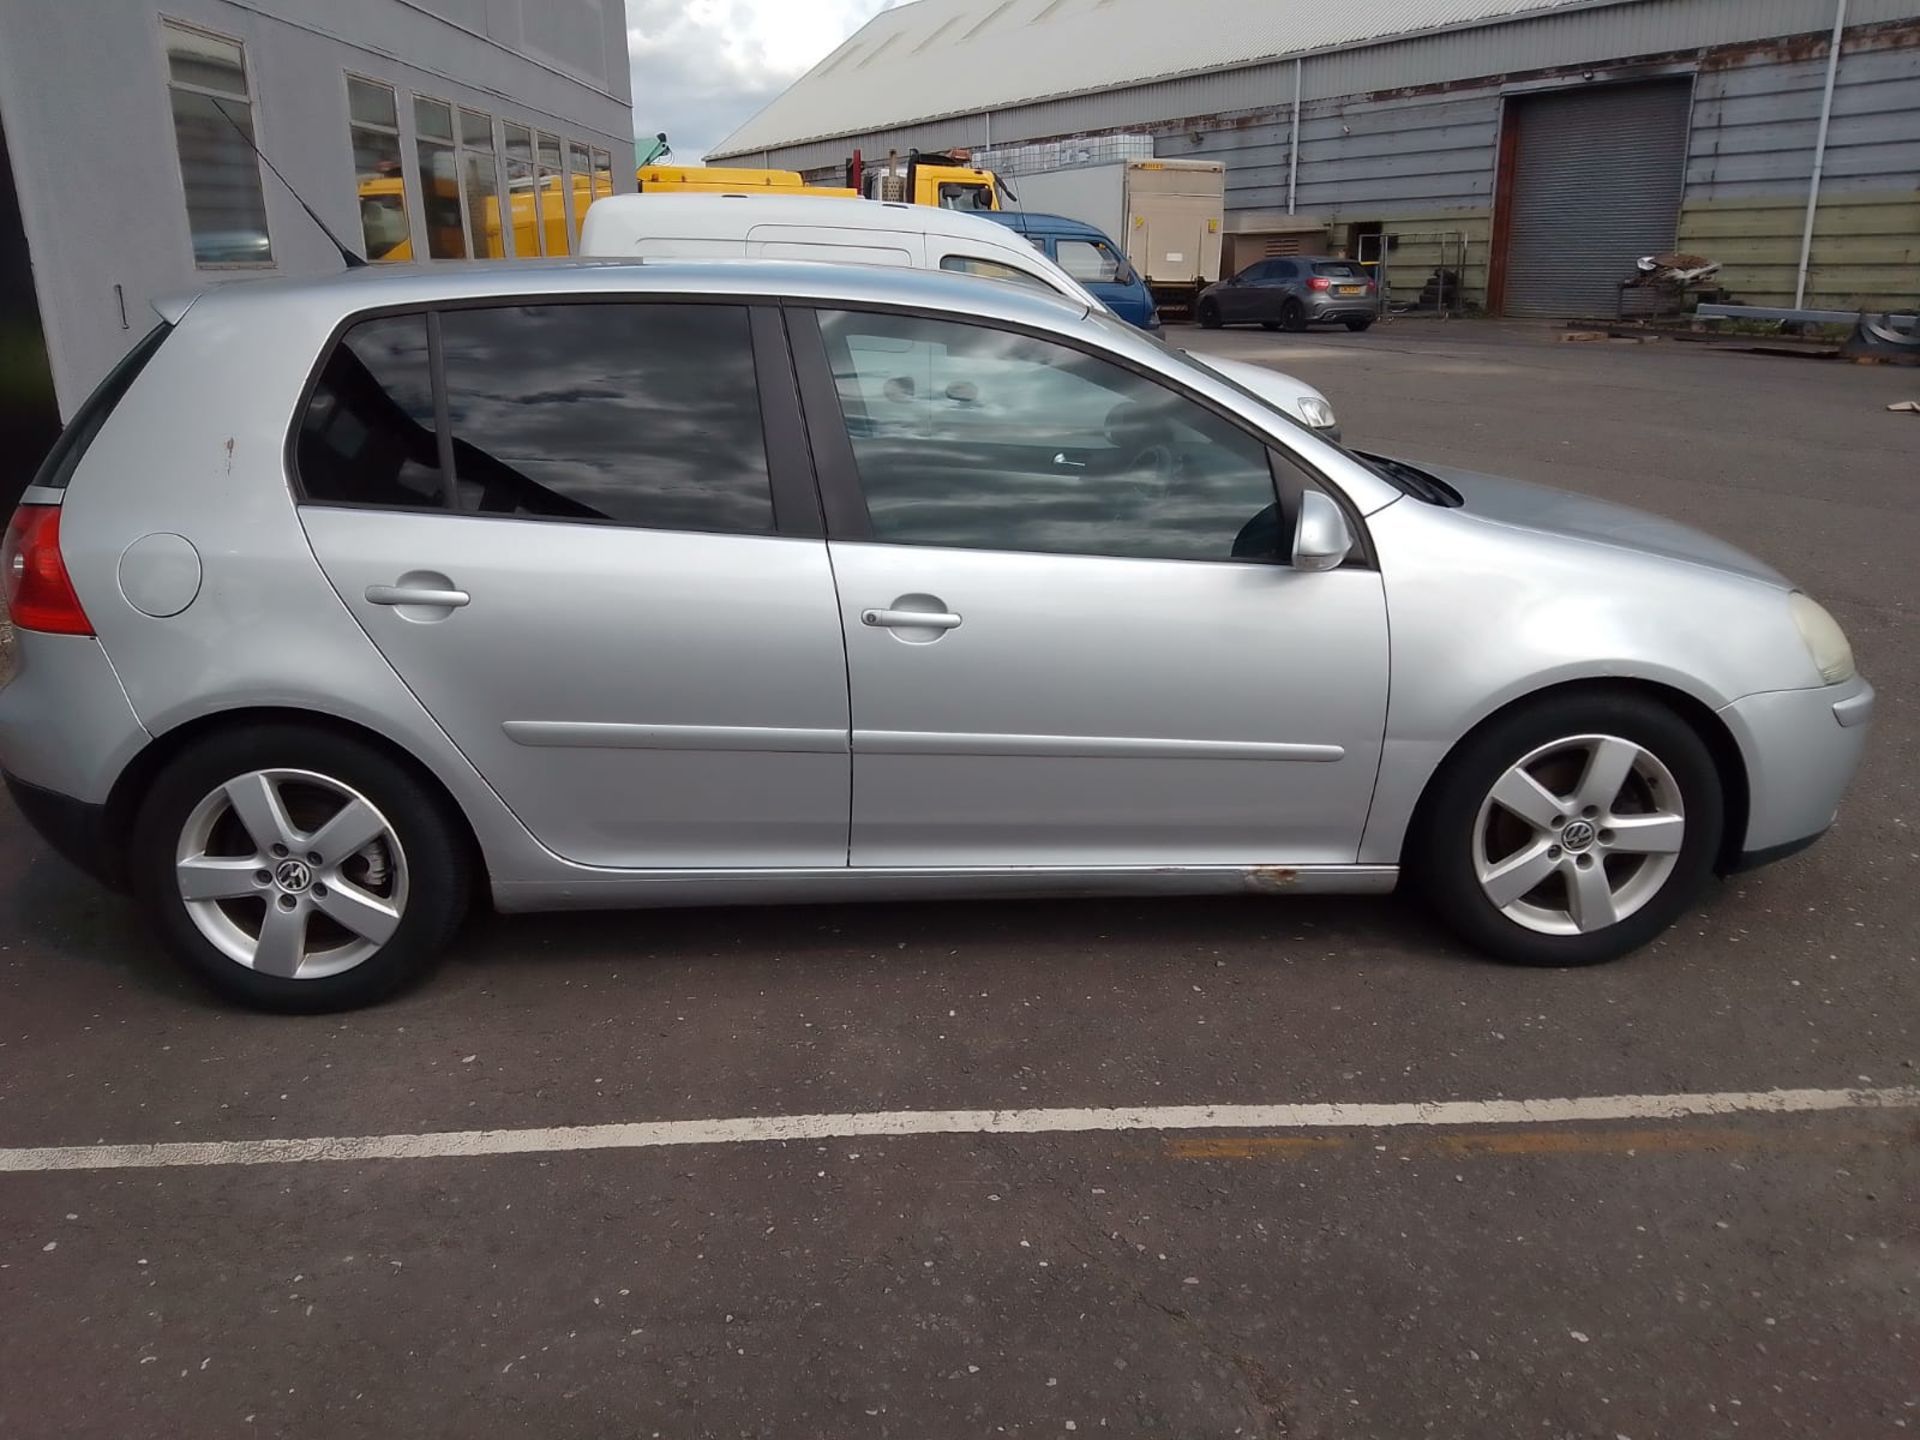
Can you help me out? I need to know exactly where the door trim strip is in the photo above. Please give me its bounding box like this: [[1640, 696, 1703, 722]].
[[853, 730, 1345, 762], [503, 721, 847, 754]]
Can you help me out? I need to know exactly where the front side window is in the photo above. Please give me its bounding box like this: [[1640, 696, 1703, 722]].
[[413, 97, 464, 259], [937, 182, 995, 212], [296, 315, 441, 508], [1057, 239, 1123, 284], [162, 23, 272, 267], [817, 311, 1281, 563], [438, 302, 773, 532], [938, 254, 1058, 294], [348, 78, 410, 262]]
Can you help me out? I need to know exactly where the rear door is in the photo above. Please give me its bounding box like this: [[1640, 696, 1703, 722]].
[[791, 307, 1388, 869], [293, 300, 849, 870]]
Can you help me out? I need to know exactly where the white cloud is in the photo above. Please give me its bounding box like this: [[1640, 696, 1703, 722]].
[[626, 0, 900, 162]]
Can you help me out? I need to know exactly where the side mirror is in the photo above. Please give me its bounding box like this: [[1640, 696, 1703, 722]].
[[1292, 491, 1353, 572]]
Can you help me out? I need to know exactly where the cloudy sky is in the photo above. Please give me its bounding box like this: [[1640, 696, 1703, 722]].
[[626, 0, 903, 162]]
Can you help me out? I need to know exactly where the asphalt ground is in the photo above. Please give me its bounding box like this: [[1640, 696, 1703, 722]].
[[2, 319, 1916, 1439]]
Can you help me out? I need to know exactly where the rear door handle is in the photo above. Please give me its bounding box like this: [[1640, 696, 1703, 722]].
[[366, 584, 470, 608], [862, 608, 962, 631]]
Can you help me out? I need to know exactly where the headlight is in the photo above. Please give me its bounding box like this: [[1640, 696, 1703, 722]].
[[1297, 396, 1337, 430], [1789, 592, 1854, 684]]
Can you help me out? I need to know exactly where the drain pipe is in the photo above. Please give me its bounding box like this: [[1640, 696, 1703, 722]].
[[1287, 57, 1302, 214], [1794, 0, 1848, 309]]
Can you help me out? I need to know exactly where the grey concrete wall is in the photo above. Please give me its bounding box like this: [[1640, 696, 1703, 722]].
[[0, 0, 633, 413]]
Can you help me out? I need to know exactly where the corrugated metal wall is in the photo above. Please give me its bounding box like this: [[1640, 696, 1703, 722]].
[[774, 5, 1920, 315], [749, 0, 1920, 172]]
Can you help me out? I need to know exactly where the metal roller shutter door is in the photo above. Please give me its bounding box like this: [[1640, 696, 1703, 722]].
[[1501, 81, 1692, 317]]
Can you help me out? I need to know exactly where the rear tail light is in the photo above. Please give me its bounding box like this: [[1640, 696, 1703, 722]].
[[1308, 276, 1331, 292], [3, 506, 93, 635]]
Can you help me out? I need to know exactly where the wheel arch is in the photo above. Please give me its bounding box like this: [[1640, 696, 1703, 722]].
[[102, 706, 491, 895], [1399, 677, 1750, 875]]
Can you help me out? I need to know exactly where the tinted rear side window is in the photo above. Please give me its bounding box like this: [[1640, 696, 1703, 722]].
[[30, 322, 172, 491], [438, 302, 774, 533], [296, 315, 444, 508]]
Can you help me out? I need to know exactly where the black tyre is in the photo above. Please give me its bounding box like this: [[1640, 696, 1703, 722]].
[[1414, 691, 1723, 967], [1197, 300, 1223, 330], [1345, 316, 1375, 332], [130, 724, 471, 1012], [1279, 299, 1308, 333]]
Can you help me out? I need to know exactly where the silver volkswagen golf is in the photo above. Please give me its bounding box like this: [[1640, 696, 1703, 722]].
[[0, 261, 1871, 1011]]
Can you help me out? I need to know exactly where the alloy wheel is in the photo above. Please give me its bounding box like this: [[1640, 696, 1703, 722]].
[[1472, 734, 1686, 937], [173, 769, 409, 979]]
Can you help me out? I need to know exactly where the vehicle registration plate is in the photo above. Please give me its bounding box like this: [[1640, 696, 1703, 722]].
[[1338, 284, 1365, 295]]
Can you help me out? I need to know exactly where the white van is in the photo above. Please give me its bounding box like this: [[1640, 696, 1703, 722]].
[[578, 193, 1342, 438]]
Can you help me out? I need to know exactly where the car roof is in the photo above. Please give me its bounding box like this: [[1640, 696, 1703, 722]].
[[581, 192, 1034, 246], [167, 256, 1095, 330], [979, 211, 1108, 242]]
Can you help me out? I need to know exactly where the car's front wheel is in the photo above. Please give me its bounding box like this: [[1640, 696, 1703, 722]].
[[1416, 692, 1724, 967], [1197, 299, 1223, 330], [131, 725, 470, 1011]]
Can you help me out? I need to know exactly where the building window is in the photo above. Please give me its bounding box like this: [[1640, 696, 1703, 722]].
[[536, 131, 567, 256], [348, 77, 410, 262], [503, 122, 536, 257], [460, 110, 505, 258], [567, 140, 594, 249], [162, 22, 272, 267], [590, 147, 614, 205], [412, 97, 464, 259]]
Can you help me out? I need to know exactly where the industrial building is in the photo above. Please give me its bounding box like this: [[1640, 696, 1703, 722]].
[[711, 0, 1920, 320], [0, 0, 634, 503]]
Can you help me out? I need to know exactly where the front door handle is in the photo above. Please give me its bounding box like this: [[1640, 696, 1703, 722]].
[[366, 584, 470, 608], [862, 607, 961, 631]]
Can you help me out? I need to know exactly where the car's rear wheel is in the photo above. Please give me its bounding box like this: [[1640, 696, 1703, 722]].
[[131, 725, 470, 1011], [1197, 299, 1223, 330], [1279, 298, 1308, 333], [1416, 692, 1723, 967]]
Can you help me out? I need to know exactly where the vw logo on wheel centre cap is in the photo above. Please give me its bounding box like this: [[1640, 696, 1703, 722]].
[[274, 858, 314, 893]]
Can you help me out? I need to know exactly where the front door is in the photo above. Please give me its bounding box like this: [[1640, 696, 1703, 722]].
[[798, 307, 1388, 869], [294, 300, 849, 870]]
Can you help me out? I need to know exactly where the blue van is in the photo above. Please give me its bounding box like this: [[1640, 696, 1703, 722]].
[[981, 211, 1161, 333]]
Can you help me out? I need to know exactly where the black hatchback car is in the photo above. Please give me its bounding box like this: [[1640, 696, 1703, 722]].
[[1197, 256, 1380, 332]]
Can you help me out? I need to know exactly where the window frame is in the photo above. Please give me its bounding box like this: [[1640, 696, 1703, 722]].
[[159, 17, 275, 270], [283, 294, 824, 541], [784, 303, 1372, 569]]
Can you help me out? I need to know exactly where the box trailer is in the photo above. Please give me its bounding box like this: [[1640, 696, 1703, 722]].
[[1009, 159, 1225, 319]]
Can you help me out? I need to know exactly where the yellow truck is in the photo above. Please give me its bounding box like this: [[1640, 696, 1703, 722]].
[[359, 170, 612, 261], [635, 152, 1001, 211], [636, 164, 856, 199]]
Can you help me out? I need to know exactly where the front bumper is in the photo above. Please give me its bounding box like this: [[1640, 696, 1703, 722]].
[[1719, 675, 1874, 868]]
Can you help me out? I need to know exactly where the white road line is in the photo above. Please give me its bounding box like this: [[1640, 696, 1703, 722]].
[[2, 1086, 1914, 1175]]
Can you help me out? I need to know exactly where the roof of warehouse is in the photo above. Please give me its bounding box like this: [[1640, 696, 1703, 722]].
[[710, 0, 1627, 158]]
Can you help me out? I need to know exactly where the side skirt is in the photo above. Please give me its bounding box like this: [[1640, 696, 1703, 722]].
[[491, 864, 1400, 914]]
